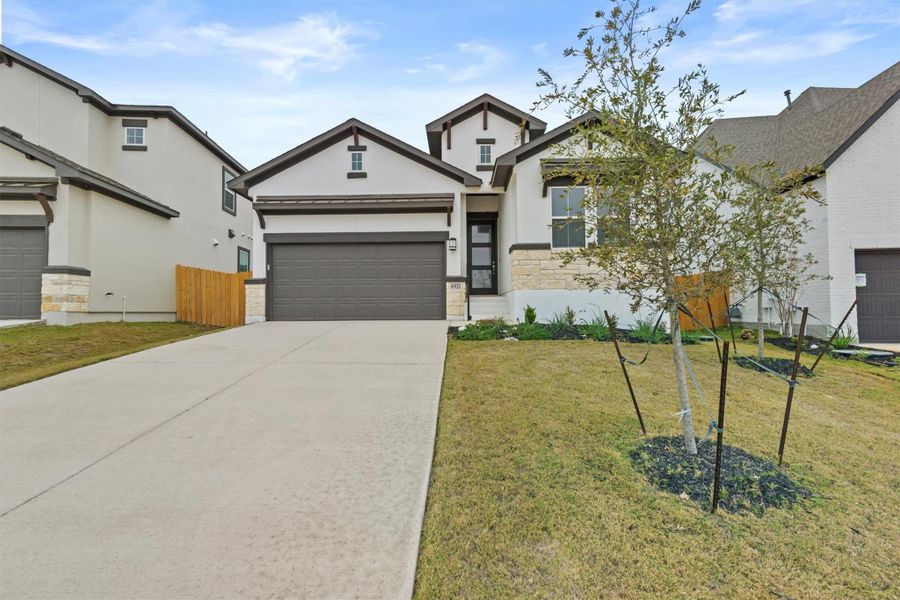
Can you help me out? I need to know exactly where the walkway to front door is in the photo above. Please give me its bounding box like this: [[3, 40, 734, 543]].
[[0, 321, 447, 599]]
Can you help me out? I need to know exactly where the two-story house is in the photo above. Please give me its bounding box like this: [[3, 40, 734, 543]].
[[0, 46, 253, 325]]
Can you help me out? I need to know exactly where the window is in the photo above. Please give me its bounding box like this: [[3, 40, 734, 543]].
[[350, 151, 364, 172], [478, 144, 493, 165], [237, 247, 251, 273], [124, 127, 145, 146], [550, 186, 586, 248], [222, 168, 236, 215]]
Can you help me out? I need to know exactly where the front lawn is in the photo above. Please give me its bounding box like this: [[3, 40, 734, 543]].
[[0, 321, 219, 389], [415, 337, 899, 598]]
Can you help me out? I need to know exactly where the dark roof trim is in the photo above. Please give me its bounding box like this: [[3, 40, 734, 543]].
[[0, 45, 245, 174], [491, 112, 600, 189], [425, 93, 548, 158], [0, 128, 179, 218], [229, 118, 481, 192], [43, 265, 91, 276], [244, 278, 266, 285], [257, 193, 454, 202], [263, 231, 450, 244], [509, 243, 551, 253], [823, 88, 900, 169], [0, 214, 47, 228]]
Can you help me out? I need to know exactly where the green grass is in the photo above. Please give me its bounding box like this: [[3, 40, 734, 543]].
[[415, 337, 899, 599], [0, 321, 220, 389]]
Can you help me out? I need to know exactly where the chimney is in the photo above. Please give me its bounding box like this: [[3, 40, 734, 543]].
[[784, 89, 792, 110]]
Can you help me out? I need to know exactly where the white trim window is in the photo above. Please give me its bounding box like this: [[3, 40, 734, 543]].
[[222, 167, 236, 215], [350, 151, 364, 172], [550, 186, 587, 248], [478, 144, 493, 165], [124, 126, 145, 146]]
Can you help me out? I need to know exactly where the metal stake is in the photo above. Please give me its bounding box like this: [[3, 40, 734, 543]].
[[711, 341, 730, 513], [810, 300, 858, 373], [605, 310, 647, 435], [778, 307, 808, 466]]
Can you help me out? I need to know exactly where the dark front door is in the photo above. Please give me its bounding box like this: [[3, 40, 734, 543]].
[[467, 215, 497, 295], [855, 249, 900, 342]]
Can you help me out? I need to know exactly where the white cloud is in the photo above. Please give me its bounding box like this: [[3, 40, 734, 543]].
[[714, 0, 814, 24], [415, 41, 507, 82], [4, 4, 375, 81], [530, 42, 549, 57]]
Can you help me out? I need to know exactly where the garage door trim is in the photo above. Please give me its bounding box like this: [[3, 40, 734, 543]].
[[265, 231, 448, 321], [0, 215, 49, 319]]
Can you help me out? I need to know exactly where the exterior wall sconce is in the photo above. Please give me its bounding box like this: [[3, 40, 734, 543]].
[[448, 237, 458, 251]]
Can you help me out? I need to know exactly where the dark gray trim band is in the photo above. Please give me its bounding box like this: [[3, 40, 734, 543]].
[[0, 215, 47, 227], [122, 119, 148, 128], [509, 243, 551, 253], [446, 275, 467, 282], [43, 265, 91, 276], [347, 172, 367, 179], [122, 145, 147, 151], [0, 185, 57, 199], [475, 138, 496, 144], [476, 165, 493, 171], [244, 278, 266, 285], [347, 145, 367, 151], [263, 231, 450, 244]]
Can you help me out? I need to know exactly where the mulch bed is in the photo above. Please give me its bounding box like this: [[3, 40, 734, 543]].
[[768, 336, 829, 356], [733, 356, 814, 378], [630, 436, 811, 515], [832, 351, 898, 368]]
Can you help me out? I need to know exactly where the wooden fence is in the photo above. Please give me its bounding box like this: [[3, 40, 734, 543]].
[[175, 265, 250, 327], [676, 274, 730, 332]]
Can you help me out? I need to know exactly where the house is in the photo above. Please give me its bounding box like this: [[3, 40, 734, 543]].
[[0, 46, 253, 324], [702, 61, 900, 342], [229, 96, 643, 324]]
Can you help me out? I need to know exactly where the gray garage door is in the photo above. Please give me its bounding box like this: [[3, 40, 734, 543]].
[[270, 242, 445, 320], [0, 225, 48, 319], [855, 250, 900, 342]]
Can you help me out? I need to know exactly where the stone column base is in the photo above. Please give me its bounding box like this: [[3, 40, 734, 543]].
[[41, 266, 90, 324], [447, 279, 467, 319], [245, 279, 266, 323]]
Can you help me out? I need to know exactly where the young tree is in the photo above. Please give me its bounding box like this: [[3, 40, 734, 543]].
[[536, 0, 742, 454], [729, 163, 823, 357]]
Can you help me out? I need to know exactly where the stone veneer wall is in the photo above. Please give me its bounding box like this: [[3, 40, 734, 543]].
[[509, 249, 598, 290], [245, 281, 266, 323], [41, 272, 90, 314], [446, 280, 467, 318]]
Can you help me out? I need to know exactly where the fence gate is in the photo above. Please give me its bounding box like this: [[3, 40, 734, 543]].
[[175, 265, 250, 327]]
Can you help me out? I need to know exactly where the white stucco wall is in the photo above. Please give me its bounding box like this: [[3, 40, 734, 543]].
[[439, 112, 523, 188]]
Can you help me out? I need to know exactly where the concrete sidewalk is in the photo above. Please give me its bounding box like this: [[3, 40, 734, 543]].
[[0, 321, 447, 599]]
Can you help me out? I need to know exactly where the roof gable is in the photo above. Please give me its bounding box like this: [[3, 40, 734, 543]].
[[425, 93, 548, 159], [229, 118, 481, 194]]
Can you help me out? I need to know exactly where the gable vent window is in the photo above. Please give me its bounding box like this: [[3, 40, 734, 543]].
[[479, 144, 493, 165], [222, 167, 236, 215], [350, 151, 364, 172]]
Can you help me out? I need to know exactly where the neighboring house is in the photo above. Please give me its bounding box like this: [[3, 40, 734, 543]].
[[0, 46, 253, 324], [701, 61, 900, 342], [231, 95, 651, 324]]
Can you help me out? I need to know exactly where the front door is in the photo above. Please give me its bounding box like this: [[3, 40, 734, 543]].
[[467, 215, 497, 295]]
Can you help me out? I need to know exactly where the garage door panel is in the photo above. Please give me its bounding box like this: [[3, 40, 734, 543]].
[[0, 226, 47, 319], [270, 242, 445, 320], [855, 249, 900, 342]]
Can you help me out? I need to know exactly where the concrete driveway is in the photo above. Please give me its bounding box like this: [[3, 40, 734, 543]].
[[0, 321, 448, 599]]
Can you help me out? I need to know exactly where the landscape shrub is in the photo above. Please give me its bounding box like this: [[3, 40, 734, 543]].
[[630, 316, 666, 344], [513, 323, 551, 340], [523, 305, 537, 325]]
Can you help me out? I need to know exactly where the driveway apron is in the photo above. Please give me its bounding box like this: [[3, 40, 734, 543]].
[[0, 321, 448, 599]]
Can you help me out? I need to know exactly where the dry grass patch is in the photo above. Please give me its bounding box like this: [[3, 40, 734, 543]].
[[415, 338, 899, 599], [0, 321, 219, 389]]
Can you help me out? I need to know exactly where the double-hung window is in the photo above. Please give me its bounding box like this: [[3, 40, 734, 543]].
[[350, 151, 364, 172], [550, 186, 586, 248], [124, 127, 145, 146], [222, 168, 236, 215], [478, 144, 493, 165]]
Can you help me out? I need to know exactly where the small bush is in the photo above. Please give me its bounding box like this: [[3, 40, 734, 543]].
[[832, 326, 855, 350], [455, 320, 507, 340], [630, 316, 666, 344], [513, 323, 551, 340], [579, 314, 611, 341], [523, 304, 537, 325], [547, 310, 574, 334], [680, 330, 702, 345]]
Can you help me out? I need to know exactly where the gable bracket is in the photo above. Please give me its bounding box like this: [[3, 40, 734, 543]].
[[352, 126, 359, 146], [447, 119, 452, 150], [483, 102, 488, 130]]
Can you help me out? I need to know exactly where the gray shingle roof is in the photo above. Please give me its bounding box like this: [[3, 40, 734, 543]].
[[700, 61, 900, 174]]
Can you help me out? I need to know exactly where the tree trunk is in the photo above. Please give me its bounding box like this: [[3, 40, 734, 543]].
[[757, 287, 765, 359], [670, 305, 697, 455]]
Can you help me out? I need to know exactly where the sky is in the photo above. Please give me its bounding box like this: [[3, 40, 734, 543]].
[[1, 0, 898, 169]]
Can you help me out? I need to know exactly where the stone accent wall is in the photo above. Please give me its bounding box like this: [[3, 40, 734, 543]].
[[41, 272, 89, 313], [509, 249, 597, 291], [245, 282, 266, 323], [446, 280, 467, 317]]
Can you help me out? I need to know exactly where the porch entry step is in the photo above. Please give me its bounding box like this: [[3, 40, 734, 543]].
[[467, 295, 514, 321]]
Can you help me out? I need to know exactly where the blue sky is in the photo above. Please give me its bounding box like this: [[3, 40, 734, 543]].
[[2, 0, 898, 169]]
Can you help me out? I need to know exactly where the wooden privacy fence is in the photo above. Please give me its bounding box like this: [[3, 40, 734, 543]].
[[676, 273, 730, 332], [175, 265, 250, 327]]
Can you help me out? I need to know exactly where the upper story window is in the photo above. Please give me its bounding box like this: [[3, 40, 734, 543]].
[[222, 167, 236, 215], [350, 151, 364, 172], [550, 186, 586, 248], [479, 144, 493, 165], [124, 127, 145, 146]]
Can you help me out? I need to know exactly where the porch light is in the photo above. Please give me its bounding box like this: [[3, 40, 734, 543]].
[[448, 237, 458, 251]]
